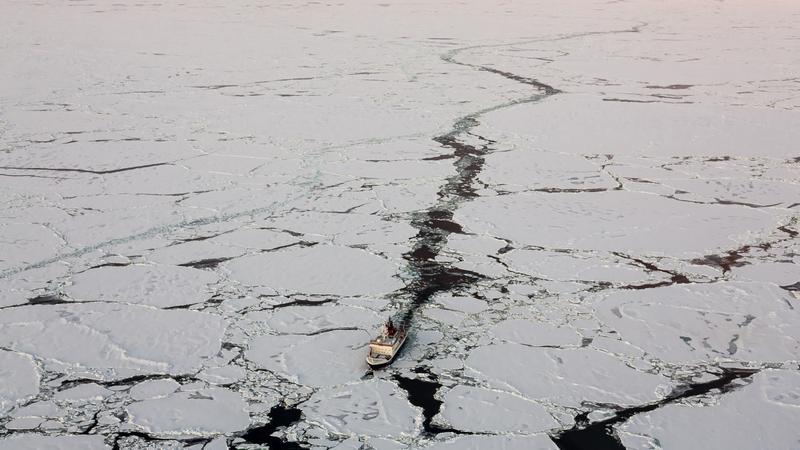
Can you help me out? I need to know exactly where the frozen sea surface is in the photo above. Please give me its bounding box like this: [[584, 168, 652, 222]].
[[0, 0, 798, 449]]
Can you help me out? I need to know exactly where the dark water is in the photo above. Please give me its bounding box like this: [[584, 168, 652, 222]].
[[239, 405, 306, 449], [394, 370, 466, 436], [552, 369, 758, 450]]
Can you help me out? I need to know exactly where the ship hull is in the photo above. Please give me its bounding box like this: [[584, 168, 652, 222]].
[[366, 332, 407, 368]]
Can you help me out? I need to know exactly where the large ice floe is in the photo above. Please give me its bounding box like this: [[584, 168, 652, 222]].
[[126, 387, 250, 438], [619, 370, 800, 450], [593, 282, 800, 364], [225, 245, 403, 296], [1, 0, 799, 448], [65, 264, 219, 308], [0, 304, 226, 379]]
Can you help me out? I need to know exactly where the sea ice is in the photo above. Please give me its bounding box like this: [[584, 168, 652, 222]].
[[502, 249, 657, 284], [489, 319, 582, 347], [129, 379, 181, 401], [456, 190, 784, 257], [303, 379, 418, 437], [225, 245, 402, 296], [619, 370, 800, 450], [0, 435, 108, 450], [476, 94, 800, 158], [0, 304, 226, 379], [0, 0, 798, 447], [438, 385, 558, 433], [252, 304, 381, 335], [66, 264, 219, 308], [126, 387, 249, 438], [246, 330, 370, 387], [466, 344, 672, 407], [425, 435, 558, 450], [594, 282, 800, 363], [0, 351, 40, 414], [53, 383, 112, 402]]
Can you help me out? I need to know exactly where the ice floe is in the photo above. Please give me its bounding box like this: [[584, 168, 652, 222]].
[[226, 245, 402, 296], [0, 351, 40, 415], [0, 434, 108, 450], [466, 344, 672, 407], [126, 387, 249, 438], [246, 330, 370, 387], [303, 379, 418, 437], [438, 385, 558, 433], [594, 282, 800, 363], [619, 370, 800, 450], [66, 264, 218, 308], [0, 304, 226, 379], [456, 190, 784, 257]]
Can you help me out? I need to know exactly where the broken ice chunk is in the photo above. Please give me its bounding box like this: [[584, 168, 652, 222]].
[[0, 351, 40, 415]]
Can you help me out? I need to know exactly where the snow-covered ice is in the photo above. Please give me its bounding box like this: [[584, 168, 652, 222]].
[[0, 304, 226, 379], [0, 352, 39, 415], [425, 435, 559, 450], [466, 344, 672, 408], [126, 388, 249, 438], [66, 264, 219, 308], [594, 282, 800, 363], [456, 190, 783, 256], [0, 434, 108, 450], [246, 330, 371, 388], [437, 385, 559, 433], [225, 245, 403, 296], [129, 379, 181, 401], [0, 0, 798, 448], [303, 379, 418, 437], [619, 370, 800, 450]]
